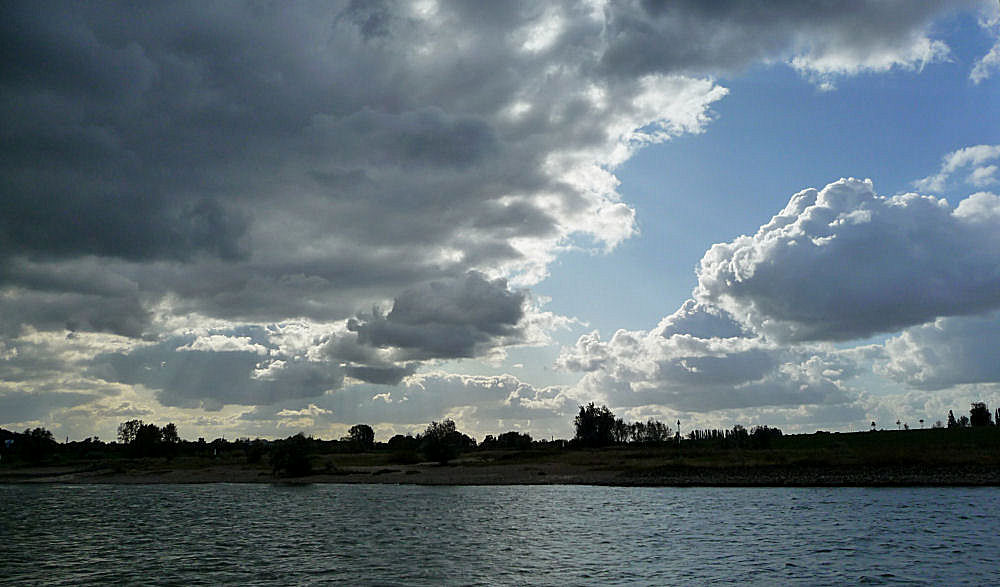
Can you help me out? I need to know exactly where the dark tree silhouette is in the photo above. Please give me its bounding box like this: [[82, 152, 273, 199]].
[[21, 427, 56, 463], [349, 424, 375, 450], [482, 431, 532, 450], [420, 419, 469, 464], [750, 425, 782, 449], [504, 431, 532, 449], [947, 410, 958, 428], [387, 433, 420, 464], [387, 434, 419, 451], [632, 419, 672, 445], [573, 403, 616, 447], [162, 423, 179, 444], [421, 420, 456, 464], [271, 433, 313, 477], [970, 402, 992, 427], [133, 423, 163, 457], [117, 419, 143, 444]]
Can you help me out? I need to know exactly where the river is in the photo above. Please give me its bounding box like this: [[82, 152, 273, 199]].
[[2, 484, 998, 585]]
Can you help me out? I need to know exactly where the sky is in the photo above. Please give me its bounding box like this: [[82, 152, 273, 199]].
[[2, 1, 1000, 443]]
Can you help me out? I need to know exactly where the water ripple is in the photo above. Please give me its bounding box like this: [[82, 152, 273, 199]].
[[2, 485, 999, 585]]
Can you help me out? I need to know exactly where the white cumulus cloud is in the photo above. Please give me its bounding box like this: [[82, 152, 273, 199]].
[[695, 178, 1000, 342], [914, 144, 1000, 192]]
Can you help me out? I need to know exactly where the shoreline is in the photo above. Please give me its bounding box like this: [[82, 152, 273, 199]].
[[3, 462, 999, 487]]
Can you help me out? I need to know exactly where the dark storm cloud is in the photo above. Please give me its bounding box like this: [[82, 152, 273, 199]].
[[0, 390, 98, 424], [93, 339, 343, 411], [307, 108, 498, 170], [347, 272, 526, 360], [0, 289, 150, 338], [2, 0, 958, 337], [601, 0, 968, 79], [0, 1, 979, 421]]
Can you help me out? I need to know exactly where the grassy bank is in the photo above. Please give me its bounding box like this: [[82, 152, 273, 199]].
[[3, 428, 999, 486]]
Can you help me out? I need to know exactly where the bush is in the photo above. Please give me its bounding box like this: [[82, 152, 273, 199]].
[[420, 420, 465, 464], [270, 433, 313, 477]]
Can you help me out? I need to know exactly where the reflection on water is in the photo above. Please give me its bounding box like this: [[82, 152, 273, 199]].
[[2, 484, 998, 585]]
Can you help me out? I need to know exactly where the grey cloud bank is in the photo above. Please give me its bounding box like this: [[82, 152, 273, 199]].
[[2, 1, 998, 439]]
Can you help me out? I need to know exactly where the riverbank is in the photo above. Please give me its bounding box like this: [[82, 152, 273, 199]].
[[6, 427, 1000, 486], [3, 460, 999, 486]]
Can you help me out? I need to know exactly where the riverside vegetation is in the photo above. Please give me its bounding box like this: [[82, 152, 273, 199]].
[[2, 402, 999, 486]]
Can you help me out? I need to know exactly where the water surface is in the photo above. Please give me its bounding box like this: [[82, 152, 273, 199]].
[[2, 485, 998, 585]]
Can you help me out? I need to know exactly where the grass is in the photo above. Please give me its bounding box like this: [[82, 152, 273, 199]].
[[5, 427, 999, 484]]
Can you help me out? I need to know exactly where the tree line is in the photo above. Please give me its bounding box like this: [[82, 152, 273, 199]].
[[572, 403, 676, 448], [571, 402, 783, 449], [942, 402, 999, 428], [5, 400, 997, 472]]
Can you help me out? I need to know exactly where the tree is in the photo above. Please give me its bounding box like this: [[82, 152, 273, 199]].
[[645, 420, 672, 444], [970, 402, 992, 427], [633, 419, 672, 445], [348, 424, 375, 450], [133, 423, 163, 457], [495, 431, 533, 450], [749, 425, 782, 449], [161, 423, 179, 444], [573, 403, 616, 447], [611, 417, 630, 445], [118, 419, 143, 444], [947, 410, 958, 428], [271, 433, 313, 477], [420, 419, 463, 464], [387, 434, 418, 451], [21, 427, 56, 463]]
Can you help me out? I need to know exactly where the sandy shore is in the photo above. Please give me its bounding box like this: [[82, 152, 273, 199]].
[[3, 461, 998, 486]]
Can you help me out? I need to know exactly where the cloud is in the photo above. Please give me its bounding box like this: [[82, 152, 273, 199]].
[[240, 371, 571, 439], [0, 390, 98, 426], [276, 404, 332, 418], [557, 171, 1000, 417], [0, 2, 732, 335], [971, 2, 1000, 83], [75, 272, 553, 411], [1, 1, 968, 341], [789, 34, 948, 91], [0, 2, 984, 436], [968, 165, 998, 188], [346, 272, 526, 361], [176, 335, 268, 355], [695, 179, 1000, 342], [600, 0, 961, 87], [971, 41, 1000, 83], [92, 339, 343, 411], [557, 301, 854, 412], [879, 312, 1000, 390], [913, 144, 1000, 192], [655, 299, 748, 339]]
